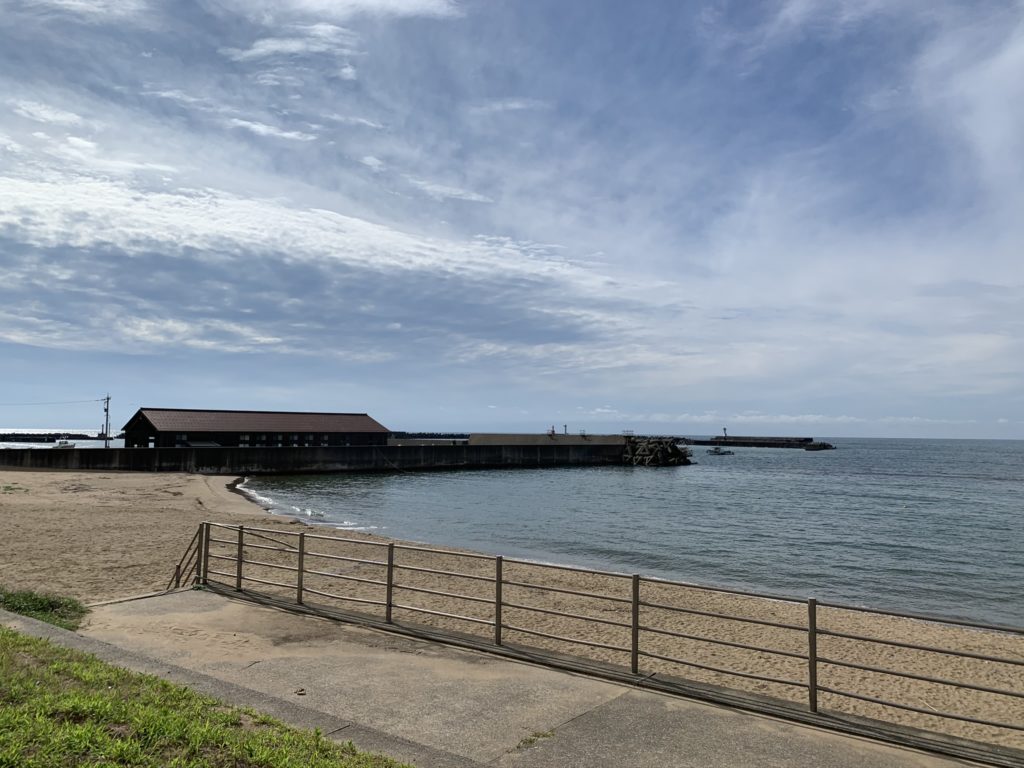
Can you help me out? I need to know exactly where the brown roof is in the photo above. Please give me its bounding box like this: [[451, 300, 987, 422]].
[[124, 408, 389, 434]]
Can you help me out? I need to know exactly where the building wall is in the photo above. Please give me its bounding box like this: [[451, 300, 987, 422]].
[[0, 443, 626, 473], [124, 427, 387, 449]]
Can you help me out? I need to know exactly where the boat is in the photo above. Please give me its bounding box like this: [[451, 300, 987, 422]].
[[706, 446, 734, 456], [53, 439, 75, 449]]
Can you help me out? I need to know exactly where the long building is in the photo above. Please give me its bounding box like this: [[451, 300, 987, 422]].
[[122, 408, 390, 448]]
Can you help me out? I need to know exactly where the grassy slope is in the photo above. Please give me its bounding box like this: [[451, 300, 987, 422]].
[[0, 587, 88, 631], [0, 623, 412, 767]]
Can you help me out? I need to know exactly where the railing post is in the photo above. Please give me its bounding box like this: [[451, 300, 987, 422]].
[[200, 522, 210, 585], [631, 574, 640, 674], [494, 556, 503, 646], [296, 532, 305, 605], [235, 525, 244, 591], [808, 597, 818, 713], [174, 563, 181, 589], [385, 543, 395, 623]]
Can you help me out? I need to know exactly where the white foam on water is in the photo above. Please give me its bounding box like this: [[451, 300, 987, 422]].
[[236, 477, 276, 509]]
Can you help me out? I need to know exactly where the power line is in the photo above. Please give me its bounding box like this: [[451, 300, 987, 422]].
[[0, 398, 107, 407]]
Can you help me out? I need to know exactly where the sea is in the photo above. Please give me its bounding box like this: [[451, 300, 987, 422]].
[[240, 438, 1024, 628]]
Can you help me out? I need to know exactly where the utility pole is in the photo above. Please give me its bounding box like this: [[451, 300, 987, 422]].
[[103, 394, 111, 448]]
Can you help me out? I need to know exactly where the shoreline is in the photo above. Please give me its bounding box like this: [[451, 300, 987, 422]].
[[235, 474, 1021, 635], [2, 468, 1021, 749]]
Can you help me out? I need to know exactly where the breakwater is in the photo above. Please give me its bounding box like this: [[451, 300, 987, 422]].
[[684, 435, 836, 450], [0, 443, 631, 474]]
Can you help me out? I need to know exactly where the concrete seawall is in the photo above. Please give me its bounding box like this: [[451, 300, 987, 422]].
[[0, 444, 627, 474]]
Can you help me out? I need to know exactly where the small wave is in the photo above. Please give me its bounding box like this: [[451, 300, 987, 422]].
[[236, 478, 276, 509]]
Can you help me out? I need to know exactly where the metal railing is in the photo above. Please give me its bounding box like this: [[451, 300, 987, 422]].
[[182, 522, 1024, 754]]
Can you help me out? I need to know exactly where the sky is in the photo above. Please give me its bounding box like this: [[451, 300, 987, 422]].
[[1, 0, 1022, 438]]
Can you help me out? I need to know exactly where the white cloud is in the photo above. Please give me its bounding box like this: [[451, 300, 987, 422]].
[[65, 136, 97, 151], [339, 63, 358, 80], [0, 132, 23, 153], [227, 118, 317, 141], [4, 0, 147, 17], [469, 98, 548, 115], [360, 155, 385, 172], [324, 114, 383, 129], [9, 100, 84, 126], [211, 0, 460, 24], [221, 24, 359, 62], [405, 176, 493, 203]]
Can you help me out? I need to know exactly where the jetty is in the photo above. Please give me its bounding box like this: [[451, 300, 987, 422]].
[[0, 432, 691, 473], [683, 435, 835, 451]]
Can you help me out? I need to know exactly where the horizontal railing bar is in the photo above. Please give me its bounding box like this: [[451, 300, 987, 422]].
[[240, 558, 296, 573], [304, 532, 388, 548], [305, 550, 386, 568], [245, 530, 299, 551], [230, 524, 301, 538], [393, 563, 494, 583], [640, 624, 808, 660], [818, 629, 1024, 667], [505, 558, 630, 579], [240, 575, 294, 590], [393, 583, 493, 605], [502, 600, 632, 629], [241, 541, 295, 554], [303, 568, 386, 587], [818, 601, 1024, 636], [501, 623, 631, 653], [302, 587, 386, 607], [206, 569, 233, 579], [207, 522, 246, 531], [208, 536, 235, 546], [502, 578, 632, 604], [640, 575, 804, 605], [392, 603, 493, 625], [395, 543, 496, 560], [817, 687, 1024, 731], [641, 599, 806, 632], [817, 656, 1024, 700], [639, 650, 806, 688]]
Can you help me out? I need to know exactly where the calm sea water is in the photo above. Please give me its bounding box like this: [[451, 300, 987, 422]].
[[242, 438, 1023, 627]]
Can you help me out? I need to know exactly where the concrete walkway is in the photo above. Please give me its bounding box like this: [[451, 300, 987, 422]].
[[2, 590, 983, 768]]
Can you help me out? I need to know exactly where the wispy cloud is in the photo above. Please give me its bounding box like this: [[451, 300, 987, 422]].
[[227, 118, 317, 141], [1, 0, 1022, 435], [220, 23, 360, 62], [405, 176, 492, 203], [469, 98, 548, 115], [9, 100, 84, 126]]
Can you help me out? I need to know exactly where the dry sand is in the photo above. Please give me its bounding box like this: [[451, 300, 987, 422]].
[[0, 470, 298, 602], [2, 469, 1022, 750]]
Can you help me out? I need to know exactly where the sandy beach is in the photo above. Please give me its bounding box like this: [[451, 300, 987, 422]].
[[0, 470, 297, 602], [2, 469, 1021, 750]]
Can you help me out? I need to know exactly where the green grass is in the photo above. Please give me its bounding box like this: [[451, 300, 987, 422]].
[[516, 730, 554, 749], [0, 587, 88, 631], [0, 627, 412, 767]]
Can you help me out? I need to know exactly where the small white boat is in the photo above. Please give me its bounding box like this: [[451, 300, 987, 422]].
[[706, 446, 734, 456], [53, 440, 76, 449]]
